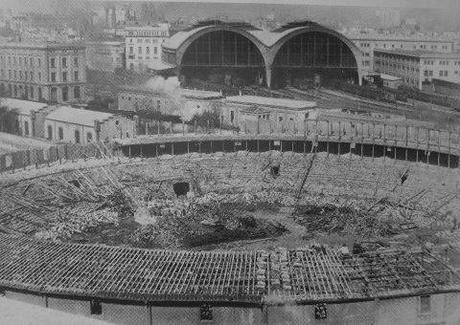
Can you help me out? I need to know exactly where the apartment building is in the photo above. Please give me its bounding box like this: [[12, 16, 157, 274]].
[[374, 49, 460, 90], [86, 41, 125, 72], [0, 42, 87, 103], [350, 35, 455, 74], [125, 24, 170, 73]]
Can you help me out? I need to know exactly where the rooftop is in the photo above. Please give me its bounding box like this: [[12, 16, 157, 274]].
[[0, 41, 85, 50], [45, 106, 114, 127], [163, 22, 347, 51], [374, 49, 460, 59], [226, 95, 317, 110], [180, 88, 224, 100], [1, 98, 48, 115], [0, 234, 458, 305], [348, 34, 454, 43], [379, 73, 403, 81]]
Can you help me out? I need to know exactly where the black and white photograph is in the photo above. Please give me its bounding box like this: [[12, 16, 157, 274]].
[[0, 0, 459, 323]]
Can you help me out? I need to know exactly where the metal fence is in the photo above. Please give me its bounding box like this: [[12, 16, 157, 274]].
[[0, 142, 114, 174]]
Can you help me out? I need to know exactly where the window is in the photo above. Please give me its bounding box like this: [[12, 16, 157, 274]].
[[74, 86, 80, 99], [87, 132, 93, 143], [30, 86, 34, 99], [138, 47, 142, 54], [62, 72, 67, 82], [230, 111, 235, 123], [24, 121, 29, 136], [50, 58, 55, 68], [30, 72, 34, 81], [146, 46, 150, 54], [62, 86, 68, 101], [58, 127, 64, 140], [51, 72, 56, 82], [51, 87, 57, 102], [74, 130, 80, 144], [419, 295, 431, 314], [154, 47, 158, 55], [38, 58, 41, 67], [74, 71, 79, 81], [74, 57, 78, 67], [38, 87, 42, 99], [62, 57, 67, 68], [38, 72, 41, 81], [129, 47, 133, 54], [47, 125, 53, 140]]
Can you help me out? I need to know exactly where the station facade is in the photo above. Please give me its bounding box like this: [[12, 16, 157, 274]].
[[162, 21, 364, 89]]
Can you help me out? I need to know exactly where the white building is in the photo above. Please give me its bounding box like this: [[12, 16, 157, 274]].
[[125, 24, 170, 73], [349, 34, 455, 74], [374, 49, 460, 90], [44, 106, 136, 145], [223, 95, 317, 133]]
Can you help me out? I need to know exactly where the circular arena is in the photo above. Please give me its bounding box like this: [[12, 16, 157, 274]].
[[162, 20, 364, 89], [0, 136, 459, 324]]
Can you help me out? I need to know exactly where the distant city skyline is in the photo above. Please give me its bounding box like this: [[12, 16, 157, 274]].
[[0, 0, 458, 11]]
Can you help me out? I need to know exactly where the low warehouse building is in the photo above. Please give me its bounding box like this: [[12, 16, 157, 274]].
[[118, 87, 224, 121], [223, 95, 317, 133], [44, 106, 136, 145]]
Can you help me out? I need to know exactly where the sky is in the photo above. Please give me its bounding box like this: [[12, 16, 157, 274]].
[[92, 0, 458, 9], [0, 0, 458, 10]]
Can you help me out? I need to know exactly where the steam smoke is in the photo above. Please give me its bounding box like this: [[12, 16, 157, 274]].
[[144, 76, 185, 117], [144, 76, 180, 94]]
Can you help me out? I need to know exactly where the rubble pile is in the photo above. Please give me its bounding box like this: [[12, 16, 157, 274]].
[[0, 151, 457, 252]]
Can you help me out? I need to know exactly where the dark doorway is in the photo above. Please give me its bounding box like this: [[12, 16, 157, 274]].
[[173, 182, 190, 197]]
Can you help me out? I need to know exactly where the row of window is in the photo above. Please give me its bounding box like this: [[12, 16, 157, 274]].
[[50, 71, 79, 82], [1, 69, 79, 83], [423, 70, 451, 77], [0, 55, 81, 69], [439, 70, 449, 77], [47, 126, 92, 143], [0, 55, 41, 67], [1, 69, 40, 82], [50, 57, 79, 69], [128, 46, 159, 55], [7, 83, 81, 101], [359, 42, 451, 51], [376, 61, 419, 73]]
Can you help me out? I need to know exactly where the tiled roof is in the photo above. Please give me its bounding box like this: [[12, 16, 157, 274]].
[[45, 107, 114, 127], [374, 49, 460, 59], [226, 96, 316, 110], [0, 234, 458, 305], [1, 98, 48, 115]]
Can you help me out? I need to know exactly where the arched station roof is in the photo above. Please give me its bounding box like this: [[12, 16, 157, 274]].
[[162, 20, 364, 84], [163, 20, 361, 57]]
